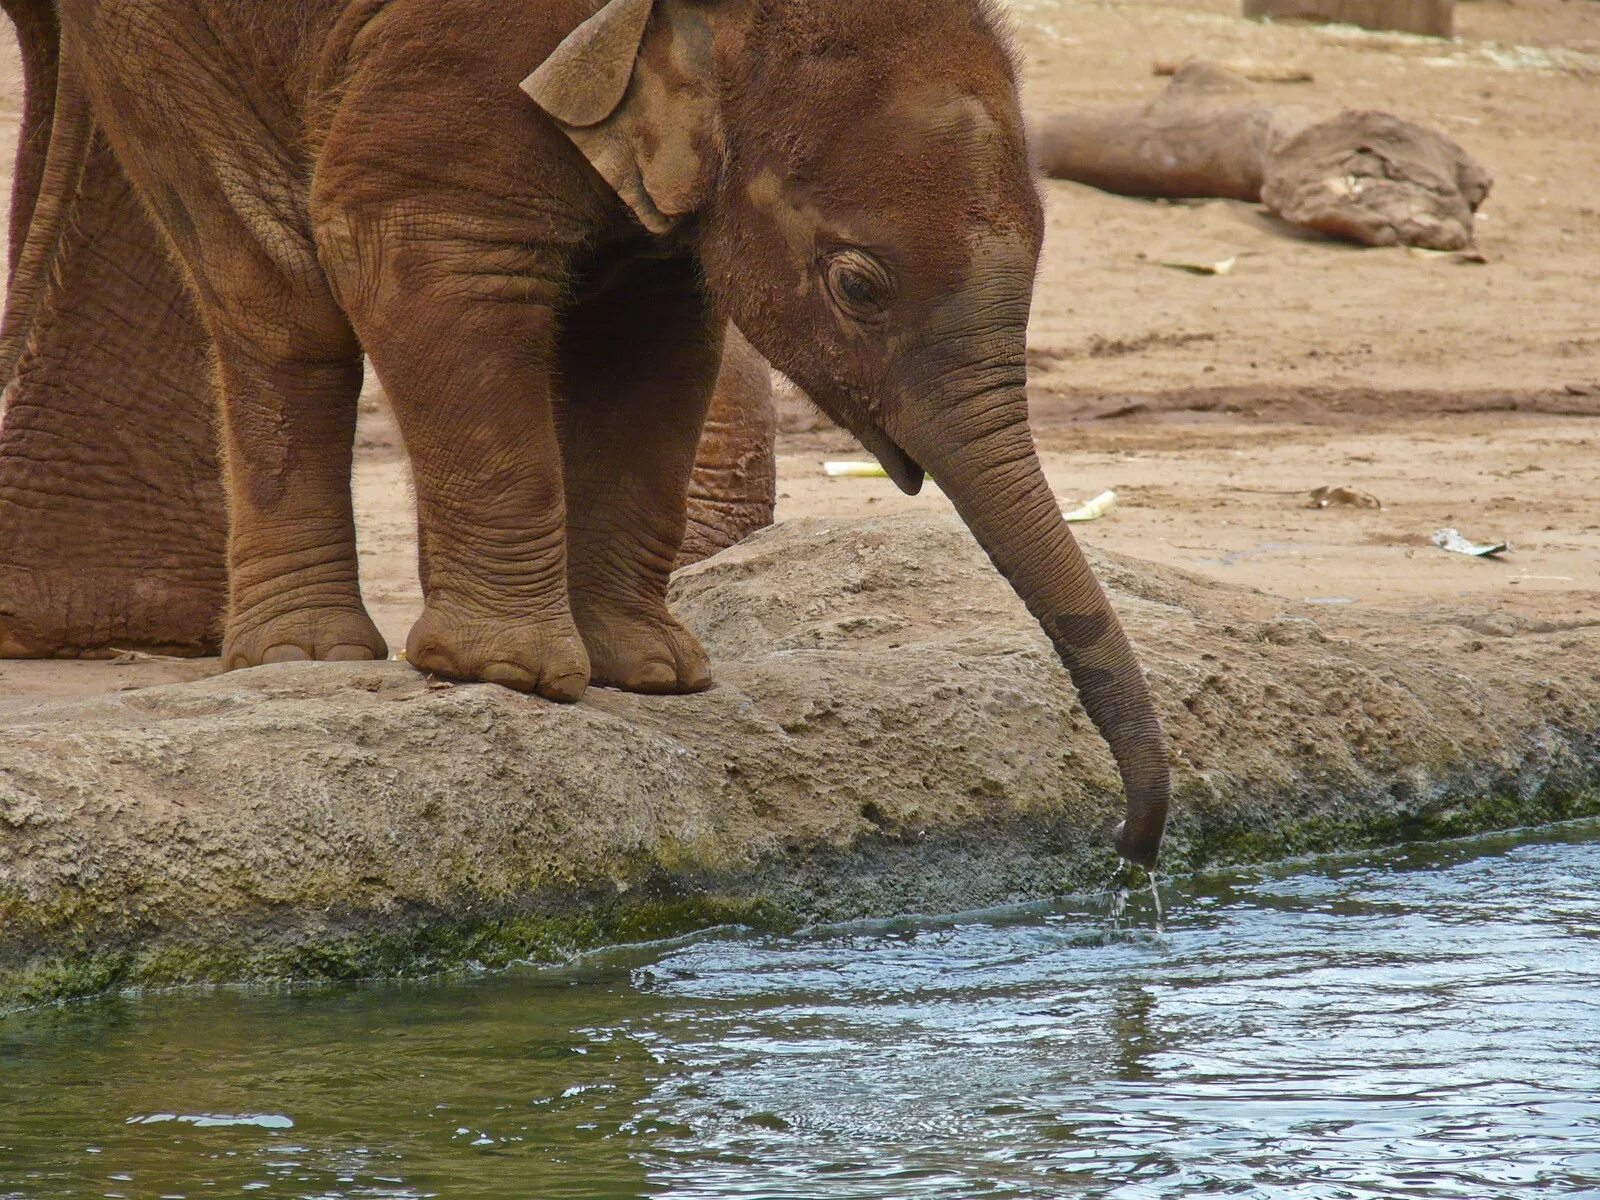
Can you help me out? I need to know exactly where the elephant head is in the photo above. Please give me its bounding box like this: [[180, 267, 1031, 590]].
[[525, 0, 1171, 867]]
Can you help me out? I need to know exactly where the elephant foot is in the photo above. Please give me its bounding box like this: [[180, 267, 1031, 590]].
[[575, 603, 712, 696], [0, 567, 224, 659], [405, 603, 591, 703], [223, 604, 389, 671]]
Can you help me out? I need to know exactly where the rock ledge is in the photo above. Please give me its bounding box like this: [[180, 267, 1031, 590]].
[[3, 515, 1597, 1010]]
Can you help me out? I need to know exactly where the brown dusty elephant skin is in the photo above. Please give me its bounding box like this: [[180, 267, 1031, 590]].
[[0, 1, 775, 659], [0, 0, 226, 658], [4, 0, 1171, 865]]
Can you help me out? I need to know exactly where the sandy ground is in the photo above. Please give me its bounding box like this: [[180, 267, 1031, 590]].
[[1, 0, 1597, 703]]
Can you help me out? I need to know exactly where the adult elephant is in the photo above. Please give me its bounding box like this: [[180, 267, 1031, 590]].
[[0, 0, 1170, 865], [0, 0, 776, 659]]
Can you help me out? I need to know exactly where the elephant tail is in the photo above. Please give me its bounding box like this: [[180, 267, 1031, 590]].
[[0, 41, 93, 403]]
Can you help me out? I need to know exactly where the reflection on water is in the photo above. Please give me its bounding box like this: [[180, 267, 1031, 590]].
[[3, 821, 1600, 1199]]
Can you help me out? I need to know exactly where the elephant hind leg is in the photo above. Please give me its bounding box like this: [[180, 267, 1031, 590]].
[[174, 236, 385, 669], [205, 332, 389, 671], [679, 325, 778, 570], [558, 256, 718, 695], [0, 132, 227, 659], [172, 255, 385, 668]]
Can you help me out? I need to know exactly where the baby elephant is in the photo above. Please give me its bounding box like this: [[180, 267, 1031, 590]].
[[1, 0, 1171, 865]]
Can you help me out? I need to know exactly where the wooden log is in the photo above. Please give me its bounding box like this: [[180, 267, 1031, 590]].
[[1032, 63, 1292, 202], [1243, 0, 1454, 39], [1032, 62, 1491, 250], [1152, 58, 1314, 84]]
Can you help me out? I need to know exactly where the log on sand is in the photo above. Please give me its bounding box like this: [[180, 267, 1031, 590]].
[[1243, 0, 1454, 40], [1032, 61, 1492, 251]]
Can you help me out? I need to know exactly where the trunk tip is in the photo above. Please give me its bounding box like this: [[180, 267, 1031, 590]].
[[1114, 819, 1164, 871]]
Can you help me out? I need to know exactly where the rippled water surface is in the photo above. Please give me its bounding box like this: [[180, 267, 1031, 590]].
[[4, 821, 1600, 1199]]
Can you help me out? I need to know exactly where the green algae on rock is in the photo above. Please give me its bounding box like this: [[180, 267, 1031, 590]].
[[4, 516, 1598, 1011]]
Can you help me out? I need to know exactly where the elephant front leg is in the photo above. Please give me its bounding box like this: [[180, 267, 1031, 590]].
[[338, 236, 590, 702], [559, 257, 718, 695]]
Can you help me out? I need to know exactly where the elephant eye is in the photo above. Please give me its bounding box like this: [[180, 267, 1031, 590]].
[[838, 270, 877, 308], [824, 250, 894, 323]]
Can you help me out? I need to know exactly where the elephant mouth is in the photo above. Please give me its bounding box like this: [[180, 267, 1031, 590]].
[[855, 423, 925, 496]]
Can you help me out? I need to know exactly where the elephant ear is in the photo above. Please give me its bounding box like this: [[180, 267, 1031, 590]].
[[523, 0, 723, 235]]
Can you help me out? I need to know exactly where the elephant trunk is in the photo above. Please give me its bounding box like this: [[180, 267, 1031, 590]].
[[897, 387, 1171, 868]]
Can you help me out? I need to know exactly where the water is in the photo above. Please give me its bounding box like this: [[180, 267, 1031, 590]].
[[4, 821, 1600, 1199]]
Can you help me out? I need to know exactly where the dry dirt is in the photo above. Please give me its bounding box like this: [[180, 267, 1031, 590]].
[[2, 2, 1598, 1003]]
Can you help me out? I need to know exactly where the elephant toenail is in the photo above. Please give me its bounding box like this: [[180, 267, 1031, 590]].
[[327, 643, 381, 662], [482, 661, 539, 693], [0, 630, 36, 657], [261, 645, 312, 664], [405, 640, 460, 680], [632, 661, 680, 691], [538, 671, 590, 705]]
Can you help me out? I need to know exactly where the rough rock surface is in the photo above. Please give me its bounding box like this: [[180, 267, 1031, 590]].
[[3, 515, 1597, 1010]]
